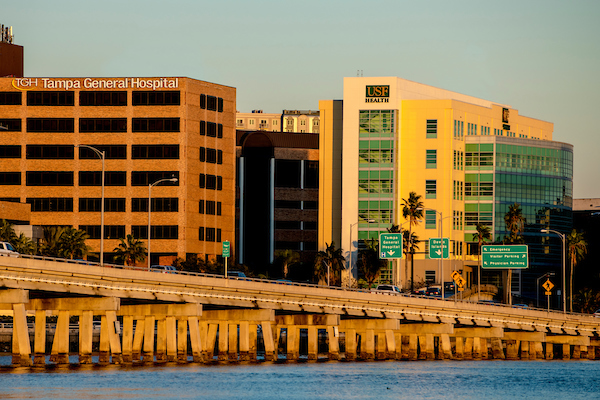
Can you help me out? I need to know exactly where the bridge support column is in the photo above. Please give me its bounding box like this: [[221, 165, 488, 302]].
[[472, 337, 481, 360], [188, 316, 203, 363], [12, 302, 32, 366], [143, 316, 156, 364], [217, 322, 228, 361], [132, 318, 145, 362], [520, 340, 529, 359], [394, 332, 402, 360], [418, 335, 426, 360], [286, 326, 299, 361], [491, 338, 505, 359], [572, 345, 581, 360], [199, 321, 209, 361], [79, 311, 94, 365], [178, 318, 188, 363], [156, 319, 167, 363], [228, 323, 238, 361], [545, 343, 554, 360], [166, 316, 177, 362], [440, 334, 452, 360], [463, 337, 473, 360], [261, 321, 276, 361], [307, 326, 318, 361], [34, 310, 47, 366], [49, 310, 70, 365], [345, 329, 357, 361], [360, 330, 375, 360], [506, 340, 519, 360], [562, 344, 571, 360], [205, 323, 218, 361], [326, 326, 339, 360], [408, 334, 418, 360], [249, 323, 258, 361], [579, 345, 588, 359], [588, 345, 596, 360], [424, 334, 435, 360], [239, 321, 250, 361], [385, 330, 396, 360], [121, 315, 134, 364], [534, 342, 544, 359], [455, 337, 463, 360]]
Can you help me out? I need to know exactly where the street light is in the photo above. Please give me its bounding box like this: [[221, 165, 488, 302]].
[[418, 208, 445, 299], [76, 144, 105, 266], [536, 271, 555, 309], [349, 218, 375, 286], [148, 177, 178, 270], [541, 229, 566, 313]]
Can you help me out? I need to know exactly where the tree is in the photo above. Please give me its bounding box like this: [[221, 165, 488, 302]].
[[574, 288, 600, 314], [39, 226, 66, 257], [314, 242, 345, 286], [502, 203, 525, 305], [566, 229, 587, 312], [359, 239, 386, 288], [113, 235, 147, 267], [473, 223, 492, 301], [59, 227, 93, 259], [0, 219, 17, 243], [401, 191, 423, 291], [12, 233, 36, 255], [274, 249, 300, 278]]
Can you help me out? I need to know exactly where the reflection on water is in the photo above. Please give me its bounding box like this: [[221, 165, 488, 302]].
[[1, 357, 599, 400]]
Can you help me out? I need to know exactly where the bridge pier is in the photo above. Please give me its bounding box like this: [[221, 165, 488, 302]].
[[340, 319, 398, 361]]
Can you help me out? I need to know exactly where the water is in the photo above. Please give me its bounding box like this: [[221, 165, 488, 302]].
[[1, 358, 598, 399]]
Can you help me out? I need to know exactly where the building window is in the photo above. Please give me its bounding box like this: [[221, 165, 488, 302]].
[[132, 118, 180, 132], [198, 227, 204, 241], [131, 226, 148, 239], [79, 171, 126, 186], [200, 94, 206, 109], [207, 96, 217, 111], [274, 200, 302, 209], [453, 120, 464, 139], [79, 145, 126, 159], [206, 201, 217, 215], [104, 225, 126, 239], [0, 145, 21, 158], [304, 160, 318, 189], [27, 91, 74, 106], [425, 210, 437, 229], [27, 118, 74, 133], [275, 160, 301, 188], [425, 180, 437, 199], [26, 145, 74, 159], [0, 172, 21, 185], [79, 118, 127, 133], [132, 145, 179, 159], [26, 197, 73, 212], [0, 119, 21, 131], [79, 91, 127, 106], [0, 92, 22, 105], [425, 270, 436, 284], [199, 174, 222, 190], [26, 171, 73, 186], [79, 225, 101, 239], [131, 171, 179, 186], [426, 119, 437, 138], [426, 150, 437, 169], [132, 91, 180, 106], [150, 225, 178, 239], [199, 200, 204, 214], [79, 198, 125, 212], [206, 227, 216, 242]]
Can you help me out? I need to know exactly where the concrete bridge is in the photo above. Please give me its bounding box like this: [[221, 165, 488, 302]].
[[1, 256, 599, 367]]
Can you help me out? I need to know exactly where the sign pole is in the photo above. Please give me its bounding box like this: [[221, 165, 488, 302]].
[[222, 241, 230, 278]]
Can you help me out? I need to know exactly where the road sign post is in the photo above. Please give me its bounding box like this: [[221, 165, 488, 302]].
[[222, 241, 230, 277], [482, 245, 529, 269], [379, 233, 403, 259], [542, 279, 554, 312]]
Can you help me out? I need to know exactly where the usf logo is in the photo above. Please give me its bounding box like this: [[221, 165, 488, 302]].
[[365, 85, 389, 103]]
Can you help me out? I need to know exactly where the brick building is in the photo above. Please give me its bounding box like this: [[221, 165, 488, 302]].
[[0, 76, 236, 265]]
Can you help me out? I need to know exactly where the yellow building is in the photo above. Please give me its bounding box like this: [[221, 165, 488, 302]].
[[320, 77, 572, 298], [0, 76, 236, 265]]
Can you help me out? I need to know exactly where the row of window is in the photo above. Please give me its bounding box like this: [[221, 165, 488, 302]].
[[0, 145, 183, 160], [1, 171, 179, 186], [274, 160, 318, 189], [199, 147, 223, 164], [273, 200, 318, 210], [274, 221, 317, 230], [199, 174, 223, 190], [1, 90, 225, 110], [79, 225, 178, 240], [198, 227, 222, 242], [0, 118, 183, 133], [199, 200, 222, 215]]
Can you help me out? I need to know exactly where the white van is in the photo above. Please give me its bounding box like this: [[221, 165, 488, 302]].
[[150, 265, 177, 274], [0, 242, 19, 257]]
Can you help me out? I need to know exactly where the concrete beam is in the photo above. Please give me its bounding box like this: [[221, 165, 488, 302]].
[[453, 327, 504, 338], [546, 335, 590, 346], [0, 289, 29, 305], [503, 332, 545, 342], [398, 323, 454, 335], [27, 297, 119, 311], [340, 319, 399, 331], [202, 309, 274, 322], [117, 303, 202, 318], [275, 314, 339, 326]]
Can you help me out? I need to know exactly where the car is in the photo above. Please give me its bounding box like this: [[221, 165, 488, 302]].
[[150, 265, 177, 274], [513, 303, 529, 309], [412, 287, 427, 295], [227, 271, 247, 278], [425, 286, 442, 297], [372, 284, 402, 295], [594, 309, 600, 318], [0, 241, 19, 257]]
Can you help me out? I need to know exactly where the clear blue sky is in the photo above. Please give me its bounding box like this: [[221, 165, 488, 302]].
[[3, 0, 599, 198]]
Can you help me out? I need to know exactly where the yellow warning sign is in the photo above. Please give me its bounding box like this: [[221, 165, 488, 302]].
[[542, 279, 554, 292]]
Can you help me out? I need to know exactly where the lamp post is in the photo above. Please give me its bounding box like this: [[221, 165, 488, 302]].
[[541, 229, 566, 313], [76, 145, 105, 266], [148, 177, 178, 270]]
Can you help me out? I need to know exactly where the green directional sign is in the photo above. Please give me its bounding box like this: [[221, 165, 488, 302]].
[[379, 233, 403, 259], [222, 241, 230, 258], [429, 238, 449, 259], [482, 245, 528, 269]]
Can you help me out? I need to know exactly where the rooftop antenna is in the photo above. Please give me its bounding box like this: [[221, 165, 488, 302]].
[[356, 70, 363, 77]]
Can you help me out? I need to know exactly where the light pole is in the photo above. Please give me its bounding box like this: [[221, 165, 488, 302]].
[[536, 271, 555, 308], [418, 208, 445, 299], [541, 229, 566, 313], [76, 144, 105, 266], [148, 177, 178, 270]]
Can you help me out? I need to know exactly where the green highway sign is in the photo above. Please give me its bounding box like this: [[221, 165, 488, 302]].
[[222, 241, 230, 258], [482, 245, 528, 269], [379, 233, 403, 259], [429, 238, 449, 259]]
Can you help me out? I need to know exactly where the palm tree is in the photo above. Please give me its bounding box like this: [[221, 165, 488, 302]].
[[401, 191, 423, 291], [275, 249, 300, 278], [566, 229, 587, 312], [0, 219, 17, 243], [473, 223, 492, 301], [113, 235, 147, 267], [39, 226, 66, 257], [59, 227, 93, 259], [359, 239, 386, 288], [314, 242, 345, 286], [12, 233, 36, 255], [503, 203, 525, 305]]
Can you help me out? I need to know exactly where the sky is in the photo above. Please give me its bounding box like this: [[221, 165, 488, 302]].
[[2, 0, 600, 198]]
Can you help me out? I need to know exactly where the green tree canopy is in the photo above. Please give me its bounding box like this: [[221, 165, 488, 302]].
[[314, 242, 345, 286], [113, 234, 147, 267], [567, 229, 587, 312], [358, 239, 387, 288]]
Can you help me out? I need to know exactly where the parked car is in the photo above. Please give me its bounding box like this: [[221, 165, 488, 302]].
[[0, 241, 19, 257], [150, 265, 177, 274], [227, 271, 247, 278], [425, 286, 442, 297], [372, 284, 402, 295]]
